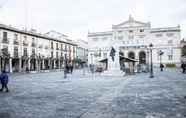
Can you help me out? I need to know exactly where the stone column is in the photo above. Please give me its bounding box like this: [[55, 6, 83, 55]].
[[28, 59, 30, 71], [53, 60, 56, 69], [48, 59, 51, 70], [42, 59, 45, 70], [59, 60, 61, 69], [36, 59, 38, 71], [9, 58, 13, 73], [19, 58, 22, 72]]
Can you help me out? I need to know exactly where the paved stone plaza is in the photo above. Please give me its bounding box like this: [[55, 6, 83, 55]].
[[0, 68, 186, 118]]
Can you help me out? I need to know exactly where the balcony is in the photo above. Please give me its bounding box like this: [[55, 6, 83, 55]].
[[2, 39, 9, 44], [23, 42, 28, 46], [14, 40, 19, 45], [31, 43, 36, 47], [45, 46, 49, 50], [39, 45, 43, 49]]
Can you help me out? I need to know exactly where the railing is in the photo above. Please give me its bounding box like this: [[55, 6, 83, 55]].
[[14, 40, 19, 45], [2, 39, 9, 44], [31, 43, 36, 47], [39, 45, 43, 49], [45, 46, 49, 49], [23, 42, 28, 46]]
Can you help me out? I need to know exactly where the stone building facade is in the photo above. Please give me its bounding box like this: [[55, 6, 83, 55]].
[[0, 24, 77, 73], [88, 15, 182, 68]]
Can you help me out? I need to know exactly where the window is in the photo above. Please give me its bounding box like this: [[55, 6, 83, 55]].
[[129, 30, 133, 33], [23, 48, 28, 56], [128, 35, 134, 39], [23, 36, 28, 46], [73, 47, 75, 52], [167, 33, 174, 37], [32, 49, 35, 55], [56, 52, 58, 58], [155, 34, 163, 37], [168, 55, 173, 60], [140, 29, 144, 32], [103, 53, 107, 58], [168, 40, 173, 45], [118, 30, 122, 33], [51, 42, 53, 49], [56, 43, 59, 50], [93, 38, 98, 41], [103, 37, 107, 40], [14, 34, 18, 40], [139, 35, 145, 38], [61, 44, 63, 50], [118, 36, 123, 40], [14, 34, 19, 44], [136, 40, 139, 44], [65, 44, 67, 51], [3, 32, 7, 40], [32, 38, 36, 47], [51, 51, 53, 57], [14, 47, 18, 57]]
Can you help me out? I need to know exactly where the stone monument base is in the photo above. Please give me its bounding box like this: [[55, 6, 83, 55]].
[[102, 69, 125, 77]]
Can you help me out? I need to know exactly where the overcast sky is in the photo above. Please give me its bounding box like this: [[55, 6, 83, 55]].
[[0, 0, 186, 40]]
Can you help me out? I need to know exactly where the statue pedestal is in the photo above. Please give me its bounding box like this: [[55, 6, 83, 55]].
[[102, 46, 124, 77]]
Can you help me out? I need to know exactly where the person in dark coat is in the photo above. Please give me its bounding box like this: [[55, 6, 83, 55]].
[[70, 64, 73, 74], [181, 63, 186, 73], [160, 63, 164, 71], [0, 70, 9, 92]]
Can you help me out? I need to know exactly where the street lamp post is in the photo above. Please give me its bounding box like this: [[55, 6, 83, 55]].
[[64, 53, 67, 79], [149, 43, 154, 78], [146, 50, 150, 72], [91, 53, 93, 65], [159, 50, 164, 65]]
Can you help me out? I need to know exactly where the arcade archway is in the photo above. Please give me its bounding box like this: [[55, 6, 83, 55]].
[[139, 51, 146, 64], [128, 51, 135, 59]]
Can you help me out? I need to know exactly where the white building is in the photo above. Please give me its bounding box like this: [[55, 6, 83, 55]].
[[88, 15, 181, 68], [0, 24, 77, 73], [76, 39, 88, 65]]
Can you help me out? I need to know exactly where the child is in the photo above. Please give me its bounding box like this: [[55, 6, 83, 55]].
[[0, 70, 9, 92]]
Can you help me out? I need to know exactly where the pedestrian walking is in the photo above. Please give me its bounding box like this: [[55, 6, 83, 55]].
[[0, 70, 9, 92], [181, 63, 186, 73], [70, 64, 74, 74], [160, 63, 164, 71]]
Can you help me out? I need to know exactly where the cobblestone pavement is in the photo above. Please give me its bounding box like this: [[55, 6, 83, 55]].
[[0, 68, 186, 118]]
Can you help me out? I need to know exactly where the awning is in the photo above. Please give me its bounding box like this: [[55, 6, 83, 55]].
[[99, 58, 108, 62], [120, 55, 139, 62], [98, 56, 138, 63]]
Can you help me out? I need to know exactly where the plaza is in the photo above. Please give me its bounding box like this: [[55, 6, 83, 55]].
[[0, 68, 186, 118]]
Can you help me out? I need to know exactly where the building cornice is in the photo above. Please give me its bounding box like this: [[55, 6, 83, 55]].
[[0, 24, 77, 46], [88, 31, 112, 37]]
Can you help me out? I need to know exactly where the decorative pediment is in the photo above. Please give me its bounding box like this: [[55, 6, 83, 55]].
[[113, 15, 150, 28]]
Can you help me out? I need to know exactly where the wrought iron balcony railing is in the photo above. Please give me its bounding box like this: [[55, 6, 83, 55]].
[[23, 42, 28, 46], [2, 39, 9, 44], [31, 43, 36, 47], [14, 40, 19, 45]]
